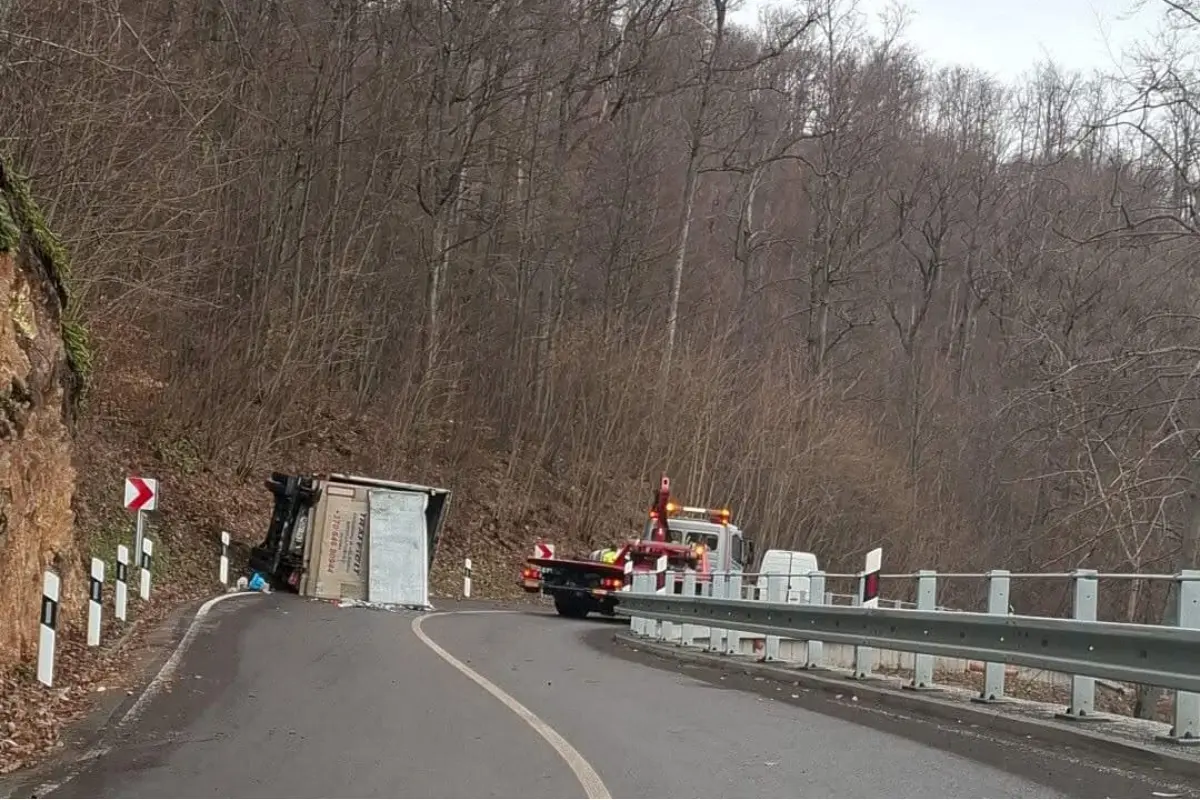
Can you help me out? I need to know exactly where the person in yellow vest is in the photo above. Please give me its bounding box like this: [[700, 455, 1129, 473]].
[[600, 548, 619, 564]]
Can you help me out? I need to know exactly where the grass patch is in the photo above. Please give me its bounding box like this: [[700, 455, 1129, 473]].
[[154, 436, 202, 476], [89, 519, 133, 581], [88, 517, 171, 581]]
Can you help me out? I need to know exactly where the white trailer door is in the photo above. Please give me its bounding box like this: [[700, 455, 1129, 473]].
[[367, 489, 431, 609]]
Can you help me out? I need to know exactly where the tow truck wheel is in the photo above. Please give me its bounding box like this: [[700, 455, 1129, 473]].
[[553, 595, 589, 619]]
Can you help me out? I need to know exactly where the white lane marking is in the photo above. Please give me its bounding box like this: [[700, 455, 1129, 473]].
[[412, 611, 612, 800], [27, 591, 262, 798], [119, 591, 263, 727]]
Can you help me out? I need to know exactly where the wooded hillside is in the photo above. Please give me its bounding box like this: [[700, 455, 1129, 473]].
[[2, 0, 1200, 626]]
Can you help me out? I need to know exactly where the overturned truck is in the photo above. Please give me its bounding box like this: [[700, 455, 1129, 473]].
[[249, 473, 452, 609]]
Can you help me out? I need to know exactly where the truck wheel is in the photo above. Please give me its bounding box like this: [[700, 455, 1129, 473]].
[[554, 596, 589, 619]]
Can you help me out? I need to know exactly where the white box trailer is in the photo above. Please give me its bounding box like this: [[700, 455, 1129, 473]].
[[250, 472, 452, 608]]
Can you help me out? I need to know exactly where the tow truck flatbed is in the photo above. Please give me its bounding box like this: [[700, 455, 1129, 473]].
[[526, 556, 626, 574]]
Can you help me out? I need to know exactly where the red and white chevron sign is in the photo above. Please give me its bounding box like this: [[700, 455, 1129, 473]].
[[123, 476, 158, 512], [533, 541, 555, 559]]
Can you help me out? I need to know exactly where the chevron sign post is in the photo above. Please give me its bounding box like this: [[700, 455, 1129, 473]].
[[124, 476, 159, 587]]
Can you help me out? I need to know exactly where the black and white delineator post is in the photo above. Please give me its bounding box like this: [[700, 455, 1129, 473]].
[[462, 558, 472, 599], [37, 571, 59, 687], [219, 531, 230, 587], [139, 538, 154, 601], [115, 544, 129, 621], [87, 557, 104, 647], [853, 546, 883, 679]]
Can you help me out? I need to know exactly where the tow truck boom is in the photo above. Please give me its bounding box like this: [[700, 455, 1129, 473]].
[[652, 475, 670, 542]]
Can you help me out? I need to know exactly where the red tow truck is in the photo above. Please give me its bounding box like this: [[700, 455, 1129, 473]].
[[519, 475, 753, 618]]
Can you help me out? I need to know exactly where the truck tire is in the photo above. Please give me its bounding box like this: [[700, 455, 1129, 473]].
[[554, 595, 589, 619]]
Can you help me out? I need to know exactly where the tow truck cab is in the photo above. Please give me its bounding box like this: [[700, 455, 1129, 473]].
[[642, 502, 754, 577]]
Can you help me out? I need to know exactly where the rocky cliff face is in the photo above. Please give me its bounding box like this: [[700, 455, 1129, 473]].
[[0, 160, 86, 669]]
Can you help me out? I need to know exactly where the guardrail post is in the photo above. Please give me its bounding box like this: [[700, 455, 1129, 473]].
[[628, 572, 639, 634], [680, 569, 697, 647], [853, 573, 875, 680], [764, 572, 786, 662], [644, 570, 658, 637], [904, 570, 937, 691], [804, 571, 826, 669], [708, 572, 728, 653], [1057, 569, 1100, 722], [696, 570, 713, 646], [659, 569, 676, 642], [1158, 569, 1200, 744], [971, 569, 1010, 704], [725, 572, 743, 655], [631, 571, 650, 636]]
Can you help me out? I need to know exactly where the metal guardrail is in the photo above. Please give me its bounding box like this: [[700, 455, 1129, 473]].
[[618, 568, 1200, 743], [617, 592, 1200, 693]]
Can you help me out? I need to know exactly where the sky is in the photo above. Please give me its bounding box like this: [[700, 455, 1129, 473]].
[[732, 0, 1166, 84]]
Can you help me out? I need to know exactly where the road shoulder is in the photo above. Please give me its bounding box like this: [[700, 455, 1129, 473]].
[[0, 592, 263, 800], [596, 627, 1200, 799]]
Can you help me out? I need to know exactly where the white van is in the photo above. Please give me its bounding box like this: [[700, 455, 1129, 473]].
[[756, 549, 819, 603]]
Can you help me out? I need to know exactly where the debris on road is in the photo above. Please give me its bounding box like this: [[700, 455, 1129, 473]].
[[332, 598, 429, 613]]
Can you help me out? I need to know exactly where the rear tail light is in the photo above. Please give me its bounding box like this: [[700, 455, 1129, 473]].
[[600, 577, 623, 590], [522, 566, 541, 580]]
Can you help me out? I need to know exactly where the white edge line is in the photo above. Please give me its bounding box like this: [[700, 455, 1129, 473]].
[[26, 591, 262, 799], [412, 610, 612, 800], [119, 591, 263, 727]]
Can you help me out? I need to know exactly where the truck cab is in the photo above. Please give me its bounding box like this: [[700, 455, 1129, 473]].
[[641, 503, 753, 575]]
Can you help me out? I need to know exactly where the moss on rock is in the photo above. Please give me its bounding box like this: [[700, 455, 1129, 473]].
[[0, 159, 91, 404], [0, 192, 18, 254]]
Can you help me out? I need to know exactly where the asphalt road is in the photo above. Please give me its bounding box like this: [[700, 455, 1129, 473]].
[[37, 595, 1200, 798]]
